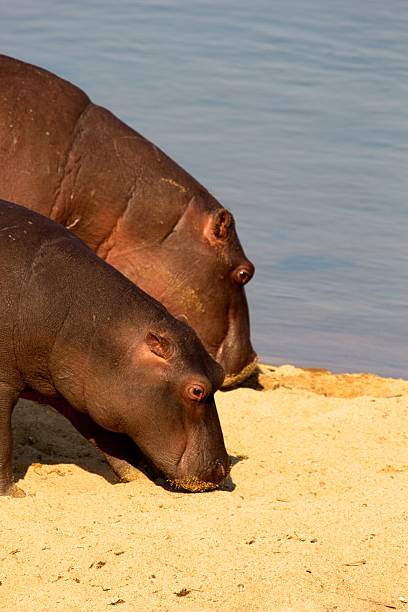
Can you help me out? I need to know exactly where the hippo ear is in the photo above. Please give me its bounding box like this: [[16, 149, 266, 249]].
[[213, 208, 234, 241], [146, 332, 174, 360]]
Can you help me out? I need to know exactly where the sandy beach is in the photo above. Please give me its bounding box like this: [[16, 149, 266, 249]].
[[1, 363, 407, 611]]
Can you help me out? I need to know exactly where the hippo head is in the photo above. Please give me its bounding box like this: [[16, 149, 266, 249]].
[[106, 197, 256, 388], [83, 315, 230, 491]]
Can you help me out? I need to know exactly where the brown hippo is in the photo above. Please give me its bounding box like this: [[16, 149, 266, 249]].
[[0, 200, 229, 496], [0, 54, 256, 387]]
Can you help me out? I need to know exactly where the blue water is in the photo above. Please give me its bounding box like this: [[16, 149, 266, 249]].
[[1, 1, 407, 377]]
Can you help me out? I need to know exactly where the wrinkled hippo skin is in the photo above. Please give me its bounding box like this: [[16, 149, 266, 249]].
[[0, 200, 229, 496], [0, 54, 256, 386]]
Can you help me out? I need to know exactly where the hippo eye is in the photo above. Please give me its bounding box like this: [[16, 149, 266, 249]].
[[238, 269, 250, 284], [187, 384, 207, 401], [233, 264, 254, 286]]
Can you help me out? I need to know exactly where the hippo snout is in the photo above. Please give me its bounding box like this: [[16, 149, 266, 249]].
[[205, 457, 230, 483], [171, 452, 231, 493]]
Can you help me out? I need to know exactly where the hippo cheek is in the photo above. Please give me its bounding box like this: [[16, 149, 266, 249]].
[[173, 261, 257, 385], [129, 423, 188, 482], [133, 422, 229, 492]]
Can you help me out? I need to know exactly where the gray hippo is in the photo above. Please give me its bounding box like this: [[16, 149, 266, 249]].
[[0, 54, 256, 387], [0, 200, 229, 496]]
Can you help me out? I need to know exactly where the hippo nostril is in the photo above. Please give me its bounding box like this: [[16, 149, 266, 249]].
[[216, 461, 225, 479], [211, 458, 228, 483]]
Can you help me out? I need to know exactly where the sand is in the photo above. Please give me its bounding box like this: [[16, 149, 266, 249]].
[[1, 363, 407, 611]]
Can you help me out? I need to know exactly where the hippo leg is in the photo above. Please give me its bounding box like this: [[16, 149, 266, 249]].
[[0, 383, 25, 497], [48, 398, 143, 482]]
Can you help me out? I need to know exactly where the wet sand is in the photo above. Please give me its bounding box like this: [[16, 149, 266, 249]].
[[1, 364, 407, 611]]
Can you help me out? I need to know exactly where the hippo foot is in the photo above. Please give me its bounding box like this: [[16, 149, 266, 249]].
[[103, 455, 142, 483], [1, 482, 26, 498]]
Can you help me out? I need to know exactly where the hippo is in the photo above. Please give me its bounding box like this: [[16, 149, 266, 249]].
[[0, 200, 229, 496], [0, 54, 256, 388]]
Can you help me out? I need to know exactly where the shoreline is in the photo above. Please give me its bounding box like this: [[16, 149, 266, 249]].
[[246, 362, 408, 397]]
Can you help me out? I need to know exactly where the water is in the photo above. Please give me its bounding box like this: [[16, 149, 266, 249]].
[[1, 1, 407, 377]]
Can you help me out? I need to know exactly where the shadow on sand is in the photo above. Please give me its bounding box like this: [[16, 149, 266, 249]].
[[12, 399, 236, 494]]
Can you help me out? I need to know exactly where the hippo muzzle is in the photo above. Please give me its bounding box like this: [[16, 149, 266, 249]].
[[172, 452, 231, 493]]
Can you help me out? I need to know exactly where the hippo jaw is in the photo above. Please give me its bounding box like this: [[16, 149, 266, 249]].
[[133, 415, 230, 493], [137, 444, 231, 493], [214, 290, 258, 388], [128, 448, 231, 492], [131, 446, 230, 493]]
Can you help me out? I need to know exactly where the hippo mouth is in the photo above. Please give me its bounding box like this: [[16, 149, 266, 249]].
[[221, 355, 258, 388], [126, 445, 231, 493], [168, 454, 231, 492], [168, 476, 220, 492]]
